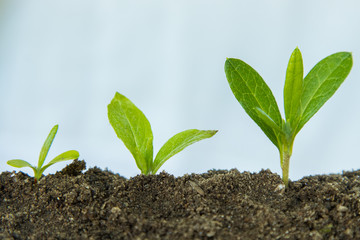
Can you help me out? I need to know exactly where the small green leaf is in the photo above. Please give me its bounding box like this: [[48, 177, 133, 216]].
[[7, 159, 34, 168], [297, 52, 352, 133], [225, 58, 282, 149], [108, 92, 154, 174], [39, 150, 79, 177], [153, 129, 217, 174], [38, 125, 58, 168], [284, 47, 303, 130], [7, 159, 38, 179]]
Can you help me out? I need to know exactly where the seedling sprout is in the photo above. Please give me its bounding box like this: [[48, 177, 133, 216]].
[[7, 124, 80, 182], [108, 92, 217, 175], [225, 48, 352, 187]]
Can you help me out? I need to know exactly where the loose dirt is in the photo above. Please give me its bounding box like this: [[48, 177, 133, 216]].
[[1, 160, 359, 239]]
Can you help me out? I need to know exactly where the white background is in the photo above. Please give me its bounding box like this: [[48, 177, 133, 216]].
[[0, 0, 359, 180]]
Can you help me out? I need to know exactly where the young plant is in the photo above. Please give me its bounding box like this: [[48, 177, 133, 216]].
[[7, 125, 80, 182], [108, 92, 217, 175], [224, 48, 352, 187]]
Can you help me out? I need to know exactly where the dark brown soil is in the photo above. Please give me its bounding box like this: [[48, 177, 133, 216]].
[[1, 160, 359, 239]]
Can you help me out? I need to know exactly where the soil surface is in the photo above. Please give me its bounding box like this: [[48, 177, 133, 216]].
[[1, 160, 359, 239]]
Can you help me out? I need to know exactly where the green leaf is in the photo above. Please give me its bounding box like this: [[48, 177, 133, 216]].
[[153, 129, 217, 174], [108, 92, 154, 174], [284, 47, 303, 130], [38, 125, 58, 168], [296, 52, 353, 133], [7, 159, 34, 168], [39, 150, 79, 177], [225, 58, 282, 149], [7, 159, 38, 179]]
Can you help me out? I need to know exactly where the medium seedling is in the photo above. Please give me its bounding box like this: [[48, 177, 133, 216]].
[[225, 48, 352, 187], [108, 92, 217, 175], [7, 124, 80, 182]]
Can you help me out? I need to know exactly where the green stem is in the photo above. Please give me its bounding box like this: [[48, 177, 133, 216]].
[[279, 127, 294, 187], [280, 148, 291, 187]]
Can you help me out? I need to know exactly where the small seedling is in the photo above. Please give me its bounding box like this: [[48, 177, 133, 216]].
[[108, 92, 217, 175], [225, 48, 352, 187], [7, 125, 80, 182]]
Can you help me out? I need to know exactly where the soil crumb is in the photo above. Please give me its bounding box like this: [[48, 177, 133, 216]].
[[1, 160, 359, 239]]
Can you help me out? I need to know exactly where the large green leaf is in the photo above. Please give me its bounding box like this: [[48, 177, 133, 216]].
[[296, 52, 353, 133], [225, 58, 282, 149], [108, 92, 154, 174], [153, 129, 217, 174], [38, 125, 58, 168], [284, 48, 303, 130]]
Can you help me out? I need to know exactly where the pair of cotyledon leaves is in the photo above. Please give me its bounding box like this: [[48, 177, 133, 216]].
[[7, 125, 80, 182], [108, 92, 217, 175], [225, 48, 352, 172]]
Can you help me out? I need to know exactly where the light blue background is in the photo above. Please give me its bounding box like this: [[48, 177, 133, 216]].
[[0, 0, 359, 180]]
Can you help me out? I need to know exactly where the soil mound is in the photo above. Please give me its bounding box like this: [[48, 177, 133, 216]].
[[1, 160, 359, 239]]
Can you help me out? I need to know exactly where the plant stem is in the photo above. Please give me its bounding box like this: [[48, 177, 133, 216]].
[[279, 130, 294, 187], [280, 149, 291, 187]]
